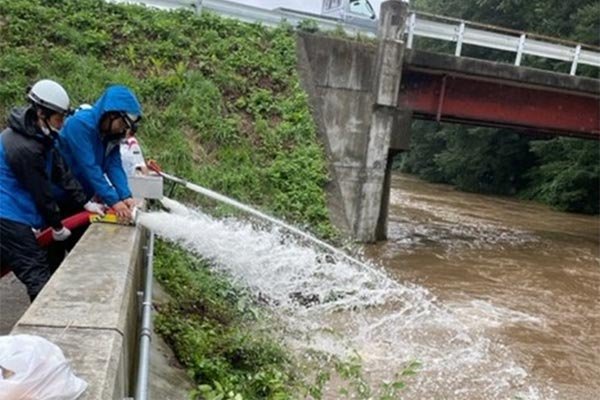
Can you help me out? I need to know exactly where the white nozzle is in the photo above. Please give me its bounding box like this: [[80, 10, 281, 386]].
[[132, 206, 140, 224]]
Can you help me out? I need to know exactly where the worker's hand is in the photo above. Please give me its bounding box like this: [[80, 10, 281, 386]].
[[112, 201, 132, 222], [83, 200, 106, 216], [52, 226, 72, 242], [123, 197, 138, 210]]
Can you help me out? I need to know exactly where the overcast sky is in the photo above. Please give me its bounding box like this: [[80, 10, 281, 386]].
[[238, 0, 386, 15]]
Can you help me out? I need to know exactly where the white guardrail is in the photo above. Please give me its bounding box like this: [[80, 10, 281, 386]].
[[110, 0, 600, 76]]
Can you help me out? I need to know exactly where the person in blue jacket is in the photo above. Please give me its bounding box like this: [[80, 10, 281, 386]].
[[0, 80, 105, 301], [59, 85, 142, 221]]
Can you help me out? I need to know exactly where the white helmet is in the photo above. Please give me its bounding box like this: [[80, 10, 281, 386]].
[[28, 79, 70, 114]]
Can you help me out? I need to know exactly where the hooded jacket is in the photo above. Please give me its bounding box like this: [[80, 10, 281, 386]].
[[59, 85, 142, 206], [0, 106, 88, 229]]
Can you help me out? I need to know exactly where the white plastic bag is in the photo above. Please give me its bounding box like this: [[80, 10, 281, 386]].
[[0, 335, 87, 400]]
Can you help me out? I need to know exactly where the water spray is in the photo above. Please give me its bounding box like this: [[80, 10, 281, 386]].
[[149, 168, 388, 279], [134, 165, 557, 399]]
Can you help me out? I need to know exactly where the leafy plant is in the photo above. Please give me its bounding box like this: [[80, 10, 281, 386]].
[[154, 241, 296, 399], [296, 19, 320, 33], [520, 138, 599, 214]]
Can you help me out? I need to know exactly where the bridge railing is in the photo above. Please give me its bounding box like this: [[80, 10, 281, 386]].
[[109, 0, 600, 76], [407, 12, 600, 75]]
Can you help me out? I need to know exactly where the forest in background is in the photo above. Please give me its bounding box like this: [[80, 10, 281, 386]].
[[398, 0, 599, 214]]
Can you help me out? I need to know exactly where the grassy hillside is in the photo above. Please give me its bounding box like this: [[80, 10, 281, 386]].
[[1, 1, 340, 397], [0, 0, 334, 237]]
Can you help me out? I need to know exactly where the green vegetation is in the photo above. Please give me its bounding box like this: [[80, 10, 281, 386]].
[[398, 124, 534, 195], [398, 0, 600, 214], [521, 138, 599, 214], [154, 241, 295, 399], [154, 241, 419, 399], [0, 0, 342, 397], [0, 0, 334, 237]]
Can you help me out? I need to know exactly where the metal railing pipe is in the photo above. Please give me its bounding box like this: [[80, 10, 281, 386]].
[[134, 230, 155, 400]]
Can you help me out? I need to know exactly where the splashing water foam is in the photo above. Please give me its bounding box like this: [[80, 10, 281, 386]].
[[138, 199, 555, 399]]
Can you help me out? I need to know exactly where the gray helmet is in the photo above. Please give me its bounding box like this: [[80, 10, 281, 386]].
[[28, 79, 70, 114]]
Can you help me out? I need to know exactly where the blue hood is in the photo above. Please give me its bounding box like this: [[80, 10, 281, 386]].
[[92, 85, 142, 123], [57, 85, 141, 206]]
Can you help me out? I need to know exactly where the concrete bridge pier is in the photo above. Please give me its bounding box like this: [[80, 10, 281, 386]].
[[296, 0, 411, 242], [297, 0, 598, 242], [355, 0, 408, 242]]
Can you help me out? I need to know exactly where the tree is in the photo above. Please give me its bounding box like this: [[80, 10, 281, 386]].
[[398, 0, 600, 214], [521, 139, 599, 214], [435, 127, 533, 195]]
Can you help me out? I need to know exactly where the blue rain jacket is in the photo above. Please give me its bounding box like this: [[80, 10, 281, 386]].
[[59, 86, 142, 206]]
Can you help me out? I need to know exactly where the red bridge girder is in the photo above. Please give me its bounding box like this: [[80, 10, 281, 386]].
[[400, 69, 600, 140]]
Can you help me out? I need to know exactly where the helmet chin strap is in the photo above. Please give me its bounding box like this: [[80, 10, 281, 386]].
[[34, 104, 60, 137]]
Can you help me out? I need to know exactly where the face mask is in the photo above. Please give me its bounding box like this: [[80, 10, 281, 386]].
[[40, 120, 60, 137]]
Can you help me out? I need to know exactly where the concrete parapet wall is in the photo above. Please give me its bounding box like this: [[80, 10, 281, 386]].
[[296, 33, 378, 235], [11, 223, 146, 399], [404, 49, 600, 95], [296, 1, 410, 242]]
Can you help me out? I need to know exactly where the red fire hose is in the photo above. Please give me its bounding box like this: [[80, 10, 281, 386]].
[[0, 211, 92, 279]]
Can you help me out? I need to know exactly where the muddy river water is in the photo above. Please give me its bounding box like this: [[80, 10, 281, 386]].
[[364, 173, 599, 399], [141, 172, 599, 399]]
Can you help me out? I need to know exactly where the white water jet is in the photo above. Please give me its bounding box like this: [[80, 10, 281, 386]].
[[139, 199, 554, 399]]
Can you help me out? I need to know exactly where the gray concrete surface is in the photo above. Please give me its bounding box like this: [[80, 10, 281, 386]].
[[296, 33, 377, 239], [11, 223, 143, 399], [295, 30, 376, 237], [5, 223, 194, 399], [0, 272, 29, 335], [149, 333, 193, 400], [16, 224, 141, 331], [354, 0, 408, 242], [403, 48, 600, 95], [150, 281, 194, 400], [296, 1, 410, 242]]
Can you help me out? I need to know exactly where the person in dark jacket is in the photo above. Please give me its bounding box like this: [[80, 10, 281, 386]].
[[0, 80, 105, 301], [59, 85, 142, 222]]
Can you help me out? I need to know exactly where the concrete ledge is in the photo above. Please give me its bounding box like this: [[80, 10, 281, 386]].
[[11, 223, 146, 400], [404, 49, 600, 96], [10, 326, 126, 399]]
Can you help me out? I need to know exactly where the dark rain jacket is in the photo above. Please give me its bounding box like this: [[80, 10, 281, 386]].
[[0, 106, 88, 229], [58, 85, 142, 206]]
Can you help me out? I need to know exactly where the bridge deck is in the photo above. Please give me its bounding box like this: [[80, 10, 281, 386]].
[[401, 50, 600, 139], [405, 49, 600, 95]]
